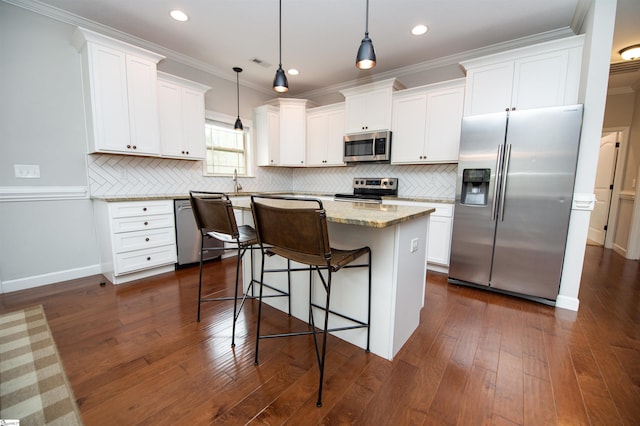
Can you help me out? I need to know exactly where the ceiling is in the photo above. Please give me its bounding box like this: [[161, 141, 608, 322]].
[[11, 0, 640, 95]]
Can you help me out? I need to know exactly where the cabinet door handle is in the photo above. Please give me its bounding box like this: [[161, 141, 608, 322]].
[[143, 207, 147, 211], [145, 237, 150, 242], [133, 145, 137, 150], [144, 221, 148, 226], [126, 144, 132, 149], [147, 257, 151, 261]]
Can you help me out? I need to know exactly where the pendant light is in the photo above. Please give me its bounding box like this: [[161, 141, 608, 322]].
[[273, 0, 289, 93], [356, 0, 376, 70], [233, 67, 243, 131]]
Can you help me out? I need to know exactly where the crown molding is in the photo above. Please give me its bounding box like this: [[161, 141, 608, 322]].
[[571, 0, 592, 34], [3, 0, 274, 96], [4, 0, 579, 99], [299, 27, 576, 99]]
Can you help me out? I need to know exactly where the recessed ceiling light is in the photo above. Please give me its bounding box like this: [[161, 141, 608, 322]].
[[288, 68, 299, 76], [619, 44, 640, 61], [411, 25, 428, 36], [170, 10, 189, 22]]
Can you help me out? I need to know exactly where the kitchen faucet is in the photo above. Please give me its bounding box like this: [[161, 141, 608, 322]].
[[232, 168, 242, 194]]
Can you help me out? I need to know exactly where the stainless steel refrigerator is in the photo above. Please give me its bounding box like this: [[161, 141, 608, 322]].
[[448, 104, 583, 303]]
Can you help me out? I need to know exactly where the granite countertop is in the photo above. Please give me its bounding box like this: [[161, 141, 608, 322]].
[[231, 198, 434, 229], [92, 193, 436, 228], [91, 192, 454, 205]]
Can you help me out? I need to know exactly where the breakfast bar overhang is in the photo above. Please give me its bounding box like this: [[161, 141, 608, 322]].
[[234, 198, 435, 360]]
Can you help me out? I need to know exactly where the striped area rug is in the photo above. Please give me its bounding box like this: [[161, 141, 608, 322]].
[[0, 305, 83, 425]]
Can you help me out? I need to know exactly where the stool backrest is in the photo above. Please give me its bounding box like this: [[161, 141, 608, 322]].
[[189, 191, 239, 239], [251, 195, 331, 266]]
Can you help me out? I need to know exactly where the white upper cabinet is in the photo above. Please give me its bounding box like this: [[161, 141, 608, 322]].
[[340, 79, 404, 134], [306, 103, 346, 167], [391, 79, 465, 164], [254, 105, 280, 166], [157, 72, 210, 160], [461, 35, 584, 116], [72, 27, 165, 156], [254, 99, 312, 167], [278, 99, 309, 166]]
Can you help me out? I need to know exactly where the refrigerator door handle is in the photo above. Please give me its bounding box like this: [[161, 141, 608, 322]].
[[491, 144, 504, 221], [499, 144, 512, 221]]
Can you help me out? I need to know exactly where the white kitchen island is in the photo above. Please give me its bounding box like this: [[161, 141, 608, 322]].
[[234, 198, 434, 361]]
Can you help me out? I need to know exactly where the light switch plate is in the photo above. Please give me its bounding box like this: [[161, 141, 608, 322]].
[[410, 238, 419, 253], [14, 164, 40, 178]]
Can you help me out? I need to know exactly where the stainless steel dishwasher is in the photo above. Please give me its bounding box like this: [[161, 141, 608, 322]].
[[174, 199, 222, 267]]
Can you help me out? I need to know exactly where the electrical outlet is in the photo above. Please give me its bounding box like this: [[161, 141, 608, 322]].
[[14, 164, 40, 178], [410, 238, 419, 253]]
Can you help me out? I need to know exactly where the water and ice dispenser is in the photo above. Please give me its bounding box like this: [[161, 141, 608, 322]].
[[460, 168, 490, 206]]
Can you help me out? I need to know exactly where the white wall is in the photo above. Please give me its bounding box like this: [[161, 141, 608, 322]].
[[556, 0, 617, 311], [0, 3, 101, 292], [0, 2, 279, 292]]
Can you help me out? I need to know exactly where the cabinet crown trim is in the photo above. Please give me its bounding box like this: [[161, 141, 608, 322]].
[[460, 34, 585, 71], [157, 72, 210, 93], [72, 27, 166, 63], [392, 78, 465, 98], [339, 78, 406, 97]]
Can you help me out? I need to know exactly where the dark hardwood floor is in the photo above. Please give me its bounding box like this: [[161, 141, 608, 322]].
[[1, 245, 639, 425]]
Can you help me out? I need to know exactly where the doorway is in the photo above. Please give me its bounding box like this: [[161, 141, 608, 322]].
[[587, 128, 629, 249]]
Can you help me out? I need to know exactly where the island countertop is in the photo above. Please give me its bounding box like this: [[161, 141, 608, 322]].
[[231, 198, 435, 229]]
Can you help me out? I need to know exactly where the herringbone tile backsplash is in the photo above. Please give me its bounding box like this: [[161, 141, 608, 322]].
[[88, 154, 456, 200]]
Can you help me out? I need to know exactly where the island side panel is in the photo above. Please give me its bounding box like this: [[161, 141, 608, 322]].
[[391, 215, 429, 356], [241, 209, 430, 361]]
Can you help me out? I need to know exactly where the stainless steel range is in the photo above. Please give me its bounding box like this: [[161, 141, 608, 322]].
[[334, 178, 398, 203]]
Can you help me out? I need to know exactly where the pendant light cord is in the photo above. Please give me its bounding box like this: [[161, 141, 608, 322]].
[[278, 0, 282, 67], [365, 0, 369, 36], [236, 71, 240, 117]]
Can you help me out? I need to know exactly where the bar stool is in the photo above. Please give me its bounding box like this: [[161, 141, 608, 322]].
[[189, 191, 289, 348], [250, 195, 371, 407]]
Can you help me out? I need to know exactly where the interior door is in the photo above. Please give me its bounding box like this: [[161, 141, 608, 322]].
[[588, 132, 619, 245]]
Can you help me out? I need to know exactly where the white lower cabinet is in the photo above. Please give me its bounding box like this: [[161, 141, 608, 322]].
[[383, 199, 454, 272], [94, 199, 177, 284]]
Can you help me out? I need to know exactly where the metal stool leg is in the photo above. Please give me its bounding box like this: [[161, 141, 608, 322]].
[[254, 251, 266, 365], [197, 239, 205, 322], [316, 270, 331, 408]]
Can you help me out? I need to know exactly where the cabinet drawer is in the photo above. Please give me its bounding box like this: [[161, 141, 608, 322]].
[[431, 205, 453, 218], [109, 201, 173, 218], [115, 245, 177, 275], [112, 214, 174, 233], [113, 227, 176, 253]]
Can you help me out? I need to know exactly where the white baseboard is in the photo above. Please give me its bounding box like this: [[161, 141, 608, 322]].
[[427, 263, 449, 274], [613, 243, 627, 258], [0, 264, 102, 293], [555, 294, 580, 311]]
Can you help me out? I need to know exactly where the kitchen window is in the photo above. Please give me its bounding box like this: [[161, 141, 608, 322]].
[[204, 115, 251, 176]]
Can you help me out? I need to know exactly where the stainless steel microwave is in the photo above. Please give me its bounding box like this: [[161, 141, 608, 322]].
[[343, 131, 392, 163]]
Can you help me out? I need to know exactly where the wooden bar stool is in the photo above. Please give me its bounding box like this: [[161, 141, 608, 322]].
[[189, 191, 289, 347], [250, 195, 371, 407]]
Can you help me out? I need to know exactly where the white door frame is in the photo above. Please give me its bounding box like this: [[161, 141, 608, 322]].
[[601, 127, 630, 249], [627, 166, 640, 259]]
